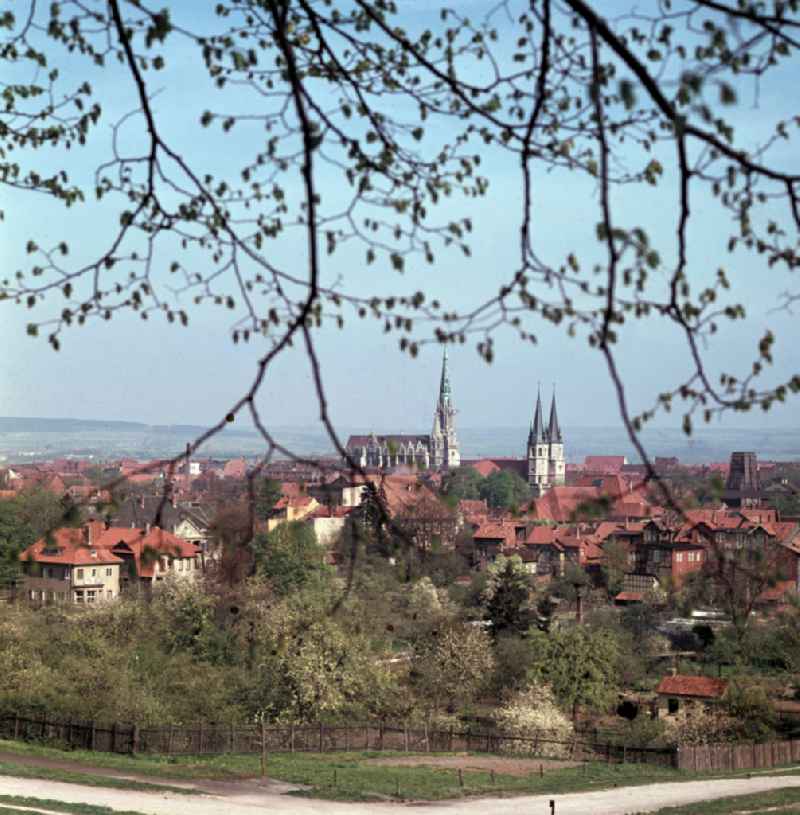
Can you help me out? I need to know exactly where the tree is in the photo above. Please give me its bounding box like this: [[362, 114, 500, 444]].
[[0, 489, 76, 585], [492, 681, 574, 757], [527, 626, 620, 716], [254, 479, 283, 521], [480, 471, 532, 512], [252, 521, 330, 596], [681, 539, 786, 644], [5, 1, 799, 502], [601, 539, 629, 598], [441, 467, 484, 503], [481, 554, 534, 635], [410, 621, 494, 715]]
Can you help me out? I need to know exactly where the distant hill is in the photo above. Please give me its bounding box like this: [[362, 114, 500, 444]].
[[0, 417, 259, 437]]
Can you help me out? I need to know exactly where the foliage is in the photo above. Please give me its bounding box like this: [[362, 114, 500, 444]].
[[441, 467, 484, 503], [662, 705, 740, 746], [491, 681, 574, 758], [527, 625, 620, 715], [602, 539, 629, 597], [410, 621, 494, 715], [253, 478, 283, 521], [251, 521, 330, 596], [682, 542, 786, 643], [480, 554, 534, 635], [0, 489, 77, 585], [479, 471, 532, 512], [722, 680, 777, 743]]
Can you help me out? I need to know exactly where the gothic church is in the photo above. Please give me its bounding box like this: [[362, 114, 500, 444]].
[[346, 349, 461, 470]]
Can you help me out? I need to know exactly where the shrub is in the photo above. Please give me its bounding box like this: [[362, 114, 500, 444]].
[[491, 681, 574, 758]]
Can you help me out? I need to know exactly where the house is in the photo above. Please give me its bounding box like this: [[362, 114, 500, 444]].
[[19, 521, 201, 603], [654, 675, 728, 716], [19, 524, 123, 605], [267, 494, 320, 531], [99, 526, 201, 591]]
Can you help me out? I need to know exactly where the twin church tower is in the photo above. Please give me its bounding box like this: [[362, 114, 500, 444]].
[[345, 350, 566, 495]]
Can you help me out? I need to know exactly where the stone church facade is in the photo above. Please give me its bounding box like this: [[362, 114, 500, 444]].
[[346, 349, 461, 471]]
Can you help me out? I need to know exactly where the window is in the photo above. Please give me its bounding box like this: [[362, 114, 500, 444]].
[[91, 568, 96, 577], [107, 590, 113, 599], [668, 698, 680, 715], [676, 553, 683, 562], [75, 590, 84, 603], [86, 590, 96, 604], [106, 568, 112, 576], [76, 568, 84, 580]]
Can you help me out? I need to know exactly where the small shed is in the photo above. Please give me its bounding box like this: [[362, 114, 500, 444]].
[[654, 674, 728, 717]]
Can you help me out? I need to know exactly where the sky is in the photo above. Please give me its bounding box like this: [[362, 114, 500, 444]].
[[1, 0, 798, 445]]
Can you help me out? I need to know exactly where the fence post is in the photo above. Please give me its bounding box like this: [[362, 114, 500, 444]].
[[111, 722, 117, 753], [41, 714, 47, 741], [167, 724, 174, 755], [13, 714, 19, 741], [622, 744, 627, 764], [198, 721, 204, 754], [404, 722, 409, 753], [131, 724, 139, 756], [379, 722, 384, 752], [260, 718, 267, 779], [606, 742, 610, 764], [90, 721, 96, 751], [319, 722, 324, 753], [290, 724, 295, 753], [230, 723, 235, 754], [449, 725, 453, 752]]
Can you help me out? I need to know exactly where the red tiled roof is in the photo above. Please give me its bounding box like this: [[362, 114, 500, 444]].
[[20, 527, 124, 566], [466, 459, 502, 477], [101, 526, 198, 578], [655, 675, 728, 699], [615, 591, 643, 602], [584, 456, 627, 473]]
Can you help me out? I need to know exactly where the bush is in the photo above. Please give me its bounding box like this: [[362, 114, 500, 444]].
[[491, 681, 574, 758]]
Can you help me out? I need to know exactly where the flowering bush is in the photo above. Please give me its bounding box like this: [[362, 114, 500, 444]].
[[491, 681, 574, 758]]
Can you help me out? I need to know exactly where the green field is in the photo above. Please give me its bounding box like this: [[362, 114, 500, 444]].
[[646, 785, 800, 814], [3, 739, 800, 802]]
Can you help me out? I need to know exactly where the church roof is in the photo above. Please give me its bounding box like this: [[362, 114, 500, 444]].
[[548, 391, 562, 444]]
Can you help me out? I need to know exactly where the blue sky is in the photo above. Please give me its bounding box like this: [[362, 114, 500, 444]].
[[1, 1, 798, 441]]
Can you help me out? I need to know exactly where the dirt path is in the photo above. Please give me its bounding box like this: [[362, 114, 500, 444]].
[[3, 772, 800, 814]]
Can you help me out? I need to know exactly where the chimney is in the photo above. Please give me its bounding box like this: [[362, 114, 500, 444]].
[[83, 524, 92, 545]]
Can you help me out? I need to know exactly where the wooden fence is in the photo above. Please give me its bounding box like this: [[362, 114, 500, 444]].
[[677, 739, 800, 772], [0, 711, 674, 767]]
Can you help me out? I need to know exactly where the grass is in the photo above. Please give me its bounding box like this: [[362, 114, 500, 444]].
[[2, 739, 800, 802], [645, 785, 800, 814], [0, 758, 191, 795], [0, 794, 147, 815]]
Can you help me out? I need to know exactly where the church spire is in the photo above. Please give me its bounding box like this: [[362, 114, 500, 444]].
[[530, 385, 546, 444], [439, 346, 452, 406], [548, 388, 562, 444]]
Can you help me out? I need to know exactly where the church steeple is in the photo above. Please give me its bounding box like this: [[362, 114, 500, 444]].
[[548, 389, 562, 444], [431, 346, 460, 469], [529, 386, 546, 444], [439, 346, 452, 407]]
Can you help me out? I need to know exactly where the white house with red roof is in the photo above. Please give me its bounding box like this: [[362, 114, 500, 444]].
[[19, 521, 202, 603]]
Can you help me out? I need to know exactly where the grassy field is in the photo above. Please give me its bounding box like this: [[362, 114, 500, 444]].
[[645, 785, 800, 814], [0, 757, 191, 796], [1, 739, 800, 802], [0, 794, 146, 815]]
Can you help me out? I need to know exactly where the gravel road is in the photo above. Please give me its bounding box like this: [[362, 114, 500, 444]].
[[2, 772, 800, 814]]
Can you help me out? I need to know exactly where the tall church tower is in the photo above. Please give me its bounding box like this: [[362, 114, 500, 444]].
[[431, 348, 460, 469], [527, 387, 566, 495]]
